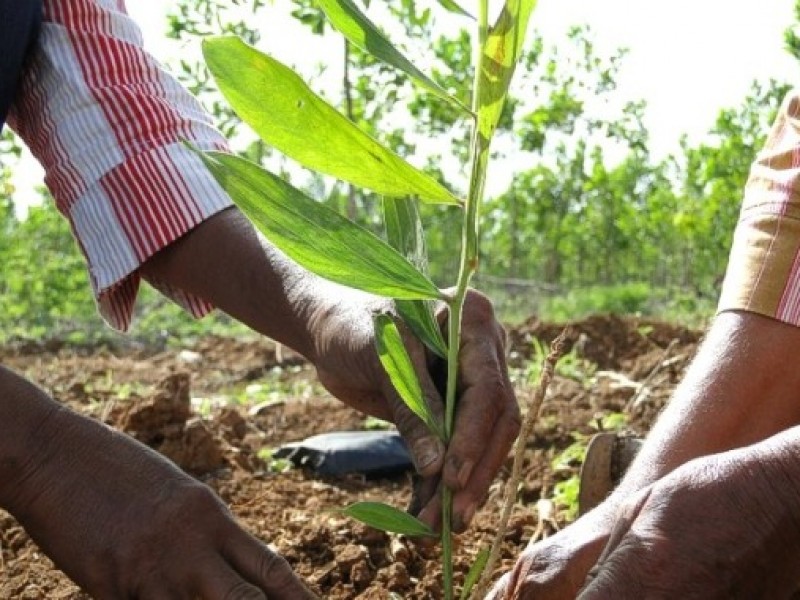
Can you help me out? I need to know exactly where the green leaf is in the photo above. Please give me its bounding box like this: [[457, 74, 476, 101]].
[[374, 313, 443, 439], [460, 547, 490, 600], [198, 151, 444, 300], [436, 0, 474, 19], [478, 0, 538, 139], [394, 295, 447, 359], [203, 36, 460, 205], [384, 198, 447, 357], [383, 198, 429, 277], [339, 501, 437, 537], [314, 0, 470, 112]]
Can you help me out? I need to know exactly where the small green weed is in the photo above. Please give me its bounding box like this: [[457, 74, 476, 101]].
[[552, 475, 580, 521], [221, 366, 324, 409], [257, 448, 295, 473], [527, 338, 596, 387], [363, 416, 393, 431], [594, 411, 627, 432]]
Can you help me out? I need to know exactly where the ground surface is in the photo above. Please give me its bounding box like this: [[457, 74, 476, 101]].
[[0, 315, 702, 599]]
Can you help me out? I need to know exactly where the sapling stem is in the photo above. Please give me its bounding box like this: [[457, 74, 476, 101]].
[[441, 3, 491, 598]]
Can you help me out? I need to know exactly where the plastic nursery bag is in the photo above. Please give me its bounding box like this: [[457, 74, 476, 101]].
[[273, 430, 413, 477]]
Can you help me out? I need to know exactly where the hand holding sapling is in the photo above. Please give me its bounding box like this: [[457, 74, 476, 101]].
[[411, 289, 520, 533], [198, 1, 536, 595], [301, 285, 518, 532]]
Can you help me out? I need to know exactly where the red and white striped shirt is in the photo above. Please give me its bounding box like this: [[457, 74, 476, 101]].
[[18, 2, 800, 334], [9, 0, 232, 331]]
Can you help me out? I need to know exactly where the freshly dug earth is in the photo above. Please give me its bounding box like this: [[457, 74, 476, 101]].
[[0, 315, 702, 599]]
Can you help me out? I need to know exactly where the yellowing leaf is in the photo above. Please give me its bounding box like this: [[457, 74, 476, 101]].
[[478, 0, 538, 139]]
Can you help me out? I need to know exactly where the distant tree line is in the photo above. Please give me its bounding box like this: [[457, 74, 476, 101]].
[[0, 0, 797, 340]]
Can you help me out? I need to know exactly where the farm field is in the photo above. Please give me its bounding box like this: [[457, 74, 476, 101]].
[[0, 314, 702, 599]]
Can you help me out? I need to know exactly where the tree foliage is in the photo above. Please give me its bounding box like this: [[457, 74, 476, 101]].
[[0, 2, 797, 342]]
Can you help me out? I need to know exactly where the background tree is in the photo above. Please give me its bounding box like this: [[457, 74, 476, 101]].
[[0, 2, 796, 342]]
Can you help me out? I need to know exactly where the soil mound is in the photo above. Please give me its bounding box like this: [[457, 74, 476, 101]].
[[0, 315, 703, 598], [509, 313, 702, 371]]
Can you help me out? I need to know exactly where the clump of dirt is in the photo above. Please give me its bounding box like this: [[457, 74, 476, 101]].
[[0, 315, 702, 599], [119, 372, 225, 474]]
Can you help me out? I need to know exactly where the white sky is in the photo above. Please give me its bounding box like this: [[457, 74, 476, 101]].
[[10, 0, 799, 209]]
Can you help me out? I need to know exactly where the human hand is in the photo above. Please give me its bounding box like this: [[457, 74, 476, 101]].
[[141, 212, 518, 531], [309, 288, 520, 532], [578, 447, 800, 600], [485, 504, 614, 600], [6, 403, 317, 599]]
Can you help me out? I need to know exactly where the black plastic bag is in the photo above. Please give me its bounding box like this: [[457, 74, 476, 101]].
[[273, 430, 413, 477]]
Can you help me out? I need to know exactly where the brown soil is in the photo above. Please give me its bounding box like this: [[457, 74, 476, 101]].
[[0, 315, 702, 599]]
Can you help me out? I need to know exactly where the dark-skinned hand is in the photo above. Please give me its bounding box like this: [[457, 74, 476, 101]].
[[489, 443, 800, 600], [139, 209, 520, 536], [310, 288, 521, 533], [578, 447, 800, 600], [485, 503, 614, 599], [2, 374, 317, 600]]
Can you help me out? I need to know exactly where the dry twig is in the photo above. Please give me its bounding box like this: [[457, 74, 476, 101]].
[[469, 329, 569, 600], [625, 339, 679, 411]]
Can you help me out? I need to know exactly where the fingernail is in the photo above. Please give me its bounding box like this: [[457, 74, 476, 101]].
[[412, 438, 442, 472], [463, 502, 477, 525], [455, 502, 477, 532], [446, 456, 474, 489], [456, 460, 474, 488]]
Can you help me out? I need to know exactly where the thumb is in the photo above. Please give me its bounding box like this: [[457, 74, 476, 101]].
[[577, 487, 653, 599], [222, 525, 318, 599], [484, 572, 511, 600]]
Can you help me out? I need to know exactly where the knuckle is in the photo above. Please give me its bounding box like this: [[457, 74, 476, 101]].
[[504, 404, 522, 438], [391, 401, 429, 437], [497, 321, 510, 351], [176, 481, 230, 520], [222, 581, 265, 600], [463, 289, 495, 324], [479, 371, 514, 407], [151, 481, 233, 544], [458, 337, 510, 386], [257, 550, 296, 590], [458, 486, 484, 508]]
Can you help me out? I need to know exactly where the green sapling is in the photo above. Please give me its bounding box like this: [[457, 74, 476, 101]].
[[197, 1, 537, 596]]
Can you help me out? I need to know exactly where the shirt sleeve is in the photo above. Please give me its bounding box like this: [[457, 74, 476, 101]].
[[7, 0, 233, 332], [718, 89, 800, 324]]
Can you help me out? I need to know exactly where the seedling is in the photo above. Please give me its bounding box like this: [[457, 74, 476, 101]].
[[196, 1, 537, 597]]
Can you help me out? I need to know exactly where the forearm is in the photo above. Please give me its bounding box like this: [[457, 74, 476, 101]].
[[140, 207, 359, 363], [0, 366, 64, 509], [610, 310, 800, 502]]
